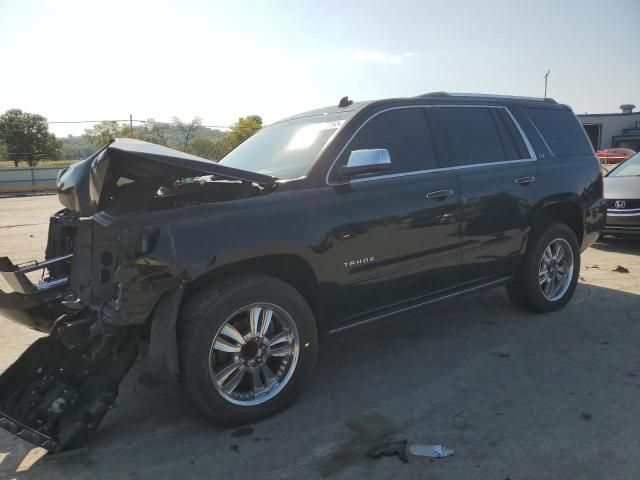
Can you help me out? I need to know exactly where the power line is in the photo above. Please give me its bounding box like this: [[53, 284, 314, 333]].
[[1, 118, 233, 129]]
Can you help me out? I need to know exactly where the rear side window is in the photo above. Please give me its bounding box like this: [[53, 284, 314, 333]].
[[340, 108, 438, 174], [524, 108, 592, 156], [493, 109, 530, 159], [441, 107, 525, 166]]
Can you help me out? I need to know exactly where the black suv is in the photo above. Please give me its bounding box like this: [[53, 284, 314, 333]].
[[0, 92, 605, 452]]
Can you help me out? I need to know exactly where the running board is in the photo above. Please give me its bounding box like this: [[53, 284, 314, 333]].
[[329, 276, 512, 334]]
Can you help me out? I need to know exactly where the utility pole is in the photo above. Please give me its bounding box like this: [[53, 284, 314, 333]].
[[544, 70, 550, 99], [129, 114, 133, 130]]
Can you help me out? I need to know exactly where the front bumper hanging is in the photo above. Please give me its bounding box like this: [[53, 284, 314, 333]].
[[0, 254, 72, 333], [0, 252, 138, 453], [0, 331, 138, 452]]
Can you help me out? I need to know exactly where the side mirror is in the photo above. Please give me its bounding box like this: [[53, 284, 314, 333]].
[[339, 148, 392, 178]]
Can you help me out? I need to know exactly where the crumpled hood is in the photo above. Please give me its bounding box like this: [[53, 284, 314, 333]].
[[56, 138, 276, 216]]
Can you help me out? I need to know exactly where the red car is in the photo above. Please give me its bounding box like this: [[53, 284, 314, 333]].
[[595, 148, 636, 164]]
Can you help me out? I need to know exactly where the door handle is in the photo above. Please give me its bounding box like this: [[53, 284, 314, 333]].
[[515, 176, 535, 185], [426, 189, 455, 200]]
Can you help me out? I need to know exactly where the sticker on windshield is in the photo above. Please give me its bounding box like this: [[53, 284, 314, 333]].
[[286, 120, 345, 151]]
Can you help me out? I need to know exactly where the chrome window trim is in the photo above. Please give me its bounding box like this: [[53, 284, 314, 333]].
[[349, 167, 452, 184], [521, 108, 554, 155], [348, 159, 537, 185], [502, 107, 537, 159], [325, 104, 537, 186], [451, 158, 536, 170]]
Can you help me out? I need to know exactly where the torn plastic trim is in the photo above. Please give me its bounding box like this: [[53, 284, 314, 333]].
[[0, 322, 138, 453], [0, 411, 59, 451], [0, 254, 72, 333], [0, 254, 72, 294]]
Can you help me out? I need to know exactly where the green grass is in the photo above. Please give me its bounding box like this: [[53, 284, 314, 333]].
[[35, 159, 79, 167], [0, 159, 79, 169]]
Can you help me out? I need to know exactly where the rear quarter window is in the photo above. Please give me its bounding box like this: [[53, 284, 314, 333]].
[[524, 108, 592, 156]]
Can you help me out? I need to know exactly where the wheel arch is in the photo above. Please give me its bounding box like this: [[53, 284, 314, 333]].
[[144, 254, 324, 385], [528, 199, 584, 251], [183, 253, 324, 330]]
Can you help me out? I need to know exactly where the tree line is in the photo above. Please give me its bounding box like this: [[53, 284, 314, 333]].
[[0, 109, 263, 167]]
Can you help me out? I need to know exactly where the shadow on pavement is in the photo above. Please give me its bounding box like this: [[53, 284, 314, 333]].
[[592, 236, 639, 255], [1, 283, 639, 480]]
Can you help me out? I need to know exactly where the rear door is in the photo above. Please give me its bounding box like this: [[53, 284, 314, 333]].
[[326, 107, 462, 322], [436, 105, 538, 281]]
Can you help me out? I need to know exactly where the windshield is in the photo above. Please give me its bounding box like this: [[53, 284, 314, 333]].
[[219, 113, 349, 179], [608, 153, 640, 177]]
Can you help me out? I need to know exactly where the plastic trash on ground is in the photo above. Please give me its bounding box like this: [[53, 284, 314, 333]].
[[409, 444, 454, 458]]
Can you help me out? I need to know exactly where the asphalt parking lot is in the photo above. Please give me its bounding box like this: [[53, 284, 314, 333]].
[[0, 195, 639, 480]]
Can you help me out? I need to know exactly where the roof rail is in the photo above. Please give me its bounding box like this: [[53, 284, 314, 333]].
[[419, 92, 556, 103]]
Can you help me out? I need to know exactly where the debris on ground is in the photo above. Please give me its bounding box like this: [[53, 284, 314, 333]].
[[230, 426, 254, 438], [366, 440, 409, 463], [586, 264, 600, 269], [491, 352, 511, 358], [409, 444, 455, 458], [318, 412, 400, 476], [581, 412, 592, 421], [613, 265, 630, 273], [42, 446, 90, 461]]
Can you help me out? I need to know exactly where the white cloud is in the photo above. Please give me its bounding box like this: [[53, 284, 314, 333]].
[[354, 50, 416, 64]]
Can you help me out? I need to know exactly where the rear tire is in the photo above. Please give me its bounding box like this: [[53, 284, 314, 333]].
[[507, 222, 580, 313], [179, 274, 318, 427]]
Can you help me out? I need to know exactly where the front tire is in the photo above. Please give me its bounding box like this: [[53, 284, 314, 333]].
[[179, 274, 318, 427], [507, 222, 580, 312]]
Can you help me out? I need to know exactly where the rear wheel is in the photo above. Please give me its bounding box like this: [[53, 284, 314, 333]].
[[507, 222, 580, 312], [179, 274, 318, 426]]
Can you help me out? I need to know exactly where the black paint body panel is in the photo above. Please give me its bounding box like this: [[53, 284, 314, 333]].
[[3, 95, 606, 336]]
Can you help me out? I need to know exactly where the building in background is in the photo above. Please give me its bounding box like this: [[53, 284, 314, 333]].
[[578, 104, 640, 151]]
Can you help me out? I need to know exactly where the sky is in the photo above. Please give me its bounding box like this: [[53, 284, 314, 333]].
[[0, 0, 638, 137]]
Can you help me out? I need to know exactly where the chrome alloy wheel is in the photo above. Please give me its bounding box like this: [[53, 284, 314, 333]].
[[538, 238, 574, 302], [208, 303, 300, 406]]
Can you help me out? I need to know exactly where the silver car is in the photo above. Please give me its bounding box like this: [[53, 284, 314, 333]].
[[604, 152, 640, 237]]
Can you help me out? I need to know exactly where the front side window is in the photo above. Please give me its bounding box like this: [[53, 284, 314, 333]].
[[336, 108, 438, 176], [608, 153, 640, 177], [219, 112, 350, 179]]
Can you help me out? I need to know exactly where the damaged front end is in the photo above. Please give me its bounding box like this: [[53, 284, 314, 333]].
[[0, 139, 276, 452], [0, 208, 142, 453]]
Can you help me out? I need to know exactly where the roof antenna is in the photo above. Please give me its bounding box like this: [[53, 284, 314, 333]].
[[338, 96, 353, 108]]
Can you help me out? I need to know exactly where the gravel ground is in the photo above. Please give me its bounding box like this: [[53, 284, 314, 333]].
[[0, 195, 639, 480]]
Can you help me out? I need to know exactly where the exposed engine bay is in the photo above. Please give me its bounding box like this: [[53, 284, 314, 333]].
[[0, 139, 277, 452]]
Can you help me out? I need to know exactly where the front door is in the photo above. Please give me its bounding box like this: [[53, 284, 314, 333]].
[[325, 107, 461, 324]]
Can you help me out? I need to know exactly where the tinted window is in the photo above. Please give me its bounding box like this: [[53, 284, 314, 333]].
[[441, 107, 507, 166], [494, 109, 529, 159], [339, 108, 437, 174], [524, 108, 592, 156]]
